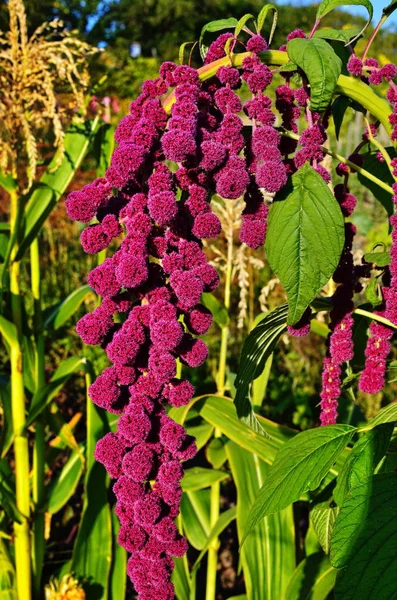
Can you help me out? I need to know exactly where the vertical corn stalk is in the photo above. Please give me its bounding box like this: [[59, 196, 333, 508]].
[[206, 205, 234, 600], [30, 237, 46, 595], [9, 188, 32, 600]]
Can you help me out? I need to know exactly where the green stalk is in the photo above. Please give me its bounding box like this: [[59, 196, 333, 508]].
[[206, 207, 234, 600], [9, 189, 32, 600], [30, 237, 45, 597]]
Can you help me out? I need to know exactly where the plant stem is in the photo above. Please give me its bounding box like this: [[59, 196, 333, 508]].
[[30, 237, 45, 597], [280, 130, 394, 194], [206, 480, 220, 600], [9, 188, 32, 600], [362, 16, 387, 62]]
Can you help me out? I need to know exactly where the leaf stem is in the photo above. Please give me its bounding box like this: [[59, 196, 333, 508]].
[[362, 15, 387, 62], [280, 130, 394, 194]]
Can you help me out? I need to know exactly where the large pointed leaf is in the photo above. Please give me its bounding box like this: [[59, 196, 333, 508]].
[[364, 401, 397, 428], [26, 357, 87, 427], [284, 552, 336, 600], [16, 118, 99, 260], [286, 38, 342, 112], [44, 285, 92, 330], [265, 165, 345, 325], [242, 425, 356, 544], [333, 423, 393, 505], [331, 473, 397, 600], [226, 442, 295, 600], [46, 450, 84, 514], [0, 540, 17, 600], [181, 467, 229, 492], [257, 4, 277, 42], [311, 502, 339, 555], [234, 305, 288, 434], [180, 489, 211, 550]]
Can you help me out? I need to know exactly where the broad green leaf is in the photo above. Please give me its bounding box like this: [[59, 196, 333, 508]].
[[331, 473, 397, 600], [199, 18, 238, 61], [242, 425, 355, 543], [109, 511, 127, 600], [286, 38, 342, 112], [311, 502, 339, 554], [333, 423, 394, 505], [284, 552, 336, 600], [181, 467, 229, 492], [316, 0, 373, 41], [44, 285, 92, 330], [94, 123, 115, 178], [0, 540, 17, 600], [226, 442, 295, 600], [206, 437, 227, 469], [26, 357, 87, 427], [0, 460, 21, 524], [234, 305, 288, 434], [16, 118, 99, 260], [332, 96, 352, 140], [72, 371, 112, 599], [363, 401, 397, 428], [266, 165, 345, 325], [180, 489, 210, 550], [201, 293, 229, 327], [192, 507, 236, 570], [363, 251, 390, 267], [257, 4, 278, 43], [312, 27, 361, 42], [46, 450, 84, 514], [357, 148, 396, 216]]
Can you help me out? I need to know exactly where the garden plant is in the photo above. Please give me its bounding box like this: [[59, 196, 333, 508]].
[[1, 0, 397, 599]]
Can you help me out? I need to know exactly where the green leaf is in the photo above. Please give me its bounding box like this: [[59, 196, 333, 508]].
[[365, 278, 382, 307], [181, 467, 229, 492], [234, 304, 288, 434], [316, 0, 373, 41], [330, 473, 397, 600], [234, 14, 255, 37], [364, 401, 397, 428], [47, 450, 84, 514], [383, 0, 397, 18], [363, 251, 390, 267], [0, 540, 17, 600], [286, 38, 342, 112], [72, 371, 112, 599], [109, 511, 127, 600], [180, 489, 210, 550], [332, 96, 351, 140], [192, 507, 236, 570], [206, 437, 227, 469], [94, 123, 115, 178], [311, 502, 339, 554], [0, 316, 17, 349], [257, 4, 278, 43], [357, 148, 396, 216], [201, 293, 229, 327], [44, 285, 92, 330], [26, 357, 87, 427], [185, 422, 213, 451], [333, 423, 393, 506], [312, 27, 361, 42], [0, 461, 21, 524], [284, 552, 336, 600], [172, 556, 191, 600], [265, 165, 345, 325], [199, 18, 238, 61], [16, 118, 99, 260], [0, 378, 13, 459], [242, 425, 356, 543], [0, 172, 17, 194], [226, 442, 295, 600]]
